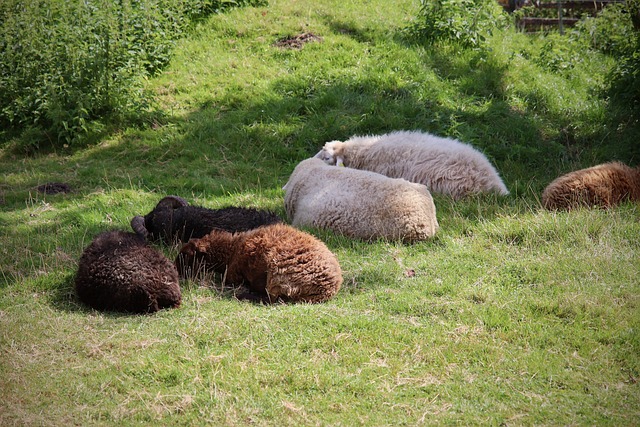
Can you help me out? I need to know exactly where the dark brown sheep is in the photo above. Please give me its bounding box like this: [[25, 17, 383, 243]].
[[542, 162, 640, 210], [131, 195, 282, 244], [176, 223, 343, 304], [75, 230, 181, 313]]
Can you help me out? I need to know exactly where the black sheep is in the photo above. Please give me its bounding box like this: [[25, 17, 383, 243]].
[[131, 195, 282, 244], [75, 230, 181, 313]]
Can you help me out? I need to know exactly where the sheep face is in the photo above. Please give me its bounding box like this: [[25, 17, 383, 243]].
[[315, 141, 345, 166], [131, 195, 188, 243], [175, 240, 212, 278], [175, 231, 235, 278]]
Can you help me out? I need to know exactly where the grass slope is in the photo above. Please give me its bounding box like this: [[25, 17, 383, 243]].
[[1, 0, 639, 425]]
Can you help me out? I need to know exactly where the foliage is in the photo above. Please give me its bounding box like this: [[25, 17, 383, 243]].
[[573, 0, 640, 109], [409, 0, 510, 48], [0, 0, 266, 148], [0, 0, 639, 424]]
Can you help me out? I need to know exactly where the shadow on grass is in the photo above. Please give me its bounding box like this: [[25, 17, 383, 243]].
[[3, 21, 639, 294]]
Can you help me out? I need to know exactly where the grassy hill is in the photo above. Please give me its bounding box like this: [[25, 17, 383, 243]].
[[1, 0, 638, 425]]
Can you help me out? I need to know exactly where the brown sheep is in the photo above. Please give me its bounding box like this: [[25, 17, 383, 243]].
[[542, 162, 640, 210], [75, 230, 181, 313], [175, 223, 343, 304]]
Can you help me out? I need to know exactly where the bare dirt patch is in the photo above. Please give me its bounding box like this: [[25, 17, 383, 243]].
[[274, 32, 322, 49], [36, 182, 72, 194]]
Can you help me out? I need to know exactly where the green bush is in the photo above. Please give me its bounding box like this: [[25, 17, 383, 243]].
[[573, 0, 640, 109], [408, 0, 510, 48], [0, 0, 266, 147]]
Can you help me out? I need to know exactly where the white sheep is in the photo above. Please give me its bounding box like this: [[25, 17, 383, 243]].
[[283, 158, 439, 242], [315, 130, 509, 199]]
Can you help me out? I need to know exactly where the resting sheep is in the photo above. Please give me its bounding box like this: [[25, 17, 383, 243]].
[[542, 161, 640, 210], [131, 195, 282, 244], [315, 130, 509, 199], [175, 223, 342, 304], [75, 230, 181, 313], [283, 158, 439, 242]]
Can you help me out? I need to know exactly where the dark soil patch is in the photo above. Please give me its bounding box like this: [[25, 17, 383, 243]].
[[37, 182, 72, 195], [274, 32, 322, 49]]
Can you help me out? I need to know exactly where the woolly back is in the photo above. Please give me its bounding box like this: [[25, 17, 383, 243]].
[[246, 223, 339, 267], [137, 198, 282, 244], [542, 161, 640, 210], [241, 223, 343, 303], [284, 158, 438, 242], [75, 230, 180, 313], [632, 165, 640, 201], [318, 131, 508, 198]]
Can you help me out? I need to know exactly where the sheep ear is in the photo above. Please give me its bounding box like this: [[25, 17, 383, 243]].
[[156, 195, 189, 210], [336, 156, 345, 167], [130, 216, 149, 238]]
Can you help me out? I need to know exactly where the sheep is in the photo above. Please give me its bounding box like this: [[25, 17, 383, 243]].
[[315, 130, 509, 199], [131, 195, 283, 244], [75, 230, 181, 313], [542, 161, 640, 210], [283, 157, 439, 242], [175, 223, 342, 304]]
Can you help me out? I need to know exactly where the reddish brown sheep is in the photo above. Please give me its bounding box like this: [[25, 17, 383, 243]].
[[542, 162, 640, 210], [75, 230, 181, 313], [176, 223, 343, 304]]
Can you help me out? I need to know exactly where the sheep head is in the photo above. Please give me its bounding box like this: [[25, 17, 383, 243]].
[[175, 230, 236, 278], [131, 195, 190, 242], [155, 195, 189, 210], [175, 239, 208, 279], [315, 141, 346, 167]]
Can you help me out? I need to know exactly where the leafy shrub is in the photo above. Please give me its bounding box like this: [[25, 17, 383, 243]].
[[0, 0, 266, 147], [573, 0, 640, 109], [408, 0, 510, 48]]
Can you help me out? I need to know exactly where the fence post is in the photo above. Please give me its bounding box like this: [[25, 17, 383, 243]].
[[557, 0, 564, 34]]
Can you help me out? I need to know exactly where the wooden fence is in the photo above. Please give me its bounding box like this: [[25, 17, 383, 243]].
[[501, 0, 625, 32]]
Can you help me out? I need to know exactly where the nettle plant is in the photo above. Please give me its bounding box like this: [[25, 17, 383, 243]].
[[409, 0, 510, 48], [0, 0, 265, 149]]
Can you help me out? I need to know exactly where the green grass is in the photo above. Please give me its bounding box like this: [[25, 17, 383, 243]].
[[1, 0, 639, 425]]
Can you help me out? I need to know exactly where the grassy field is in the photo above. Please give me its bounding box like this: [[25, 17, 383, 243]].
[[1, 0, 639, 425]]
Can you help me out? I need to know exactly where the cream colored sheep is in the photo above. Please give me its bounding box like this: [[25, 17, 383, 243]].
[[283, 158, 439, 242], [315, 130, 509, 199], [542, 161, 640, 210]]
